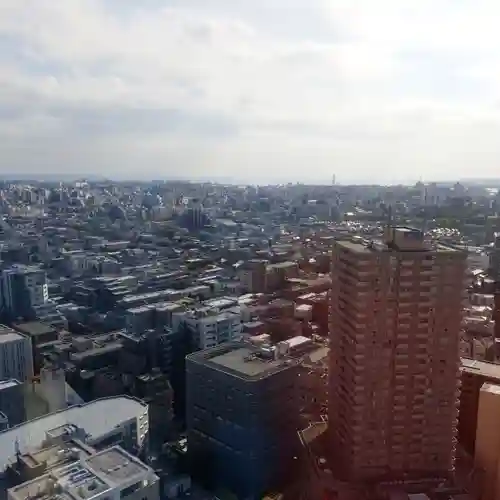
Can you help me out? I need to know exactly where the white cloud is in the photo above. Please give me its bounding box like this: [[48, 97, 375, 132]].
[[1, 0, 500, 182]]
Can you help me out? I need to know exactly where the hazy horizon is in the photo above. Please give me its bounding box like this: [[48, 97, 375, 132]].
[[3, 173, 500, 189], [2, 1, 500, 184]]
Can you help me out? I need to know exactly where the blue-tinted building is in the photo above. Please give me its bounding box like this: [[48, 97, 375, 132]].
[[0, 411, 8, 431], [186, 342, 301, 499]]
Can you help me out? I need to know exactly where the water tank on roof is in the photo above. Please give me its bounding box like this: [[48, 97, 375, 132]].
[[276, 341, 289, 358]]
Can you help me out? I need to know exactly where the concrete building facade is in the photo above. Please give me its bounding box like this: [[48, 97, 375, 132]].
[[0, 379, 26, 428], [0, 264, 48, 320], [458, 358, 500, 455], [474, 383, 500, 500], [38, 363, 68, 413], [0, 325, 33, 382], [174, 301, 243, 350], [329, 228, 466, 481], [489, 234, 500, 280]]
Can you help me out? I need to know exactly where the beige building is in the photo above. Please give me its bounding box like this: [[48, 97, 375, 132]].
[[8, 446, 159, 500], [459, 359, 500, 456], [475, 383, 500, 500], [329, 227, 467, 481]]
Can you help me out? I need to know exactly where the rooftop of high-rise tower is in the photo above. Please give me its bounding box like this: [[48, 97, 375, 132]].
[[336, 227, 463, 255]]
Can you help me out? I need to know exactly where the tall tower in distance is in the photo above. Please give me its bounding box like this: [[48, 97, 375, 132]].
[[329, 226, 466, 482]]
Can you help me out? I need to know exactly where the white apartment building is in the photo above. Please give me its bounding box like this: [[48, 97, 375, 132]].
[[0, 325, 33, 382], [173, 302, 243, 350]]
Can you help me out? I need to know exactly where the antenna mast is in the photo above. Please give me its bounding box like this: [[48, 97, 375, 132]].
[[386, 204, 393, 230]]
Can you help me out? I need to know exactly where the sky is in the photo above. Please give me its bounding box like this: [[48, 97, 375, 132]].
[[2, 0, 500, 184]]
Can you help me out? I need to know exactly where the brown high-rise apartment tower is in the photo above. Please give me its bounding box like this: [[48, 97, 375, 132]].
[[329, 227, 466, 482]]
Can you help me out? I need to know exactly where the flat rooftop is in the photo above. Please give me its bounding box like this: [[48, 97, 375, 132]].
[[12, 321, 56, 337], [0, 379, 22, 391], [18, 439, 94, 471], [189, 342, 297, 381], [461, 358, 500, 380], [204, 297, 237, 309], [70, 342, 123, 361], [121, 289, 176, 303], [0, 396, 147, 473], [8, 447, 150, 500], [211, 347, 284, 377], [336, 238, 461, 254], [85, 446, 150, 482], [0, 325, 26, 344], [155, 301, 183, 312], [3, 264, 43, 275], [482, 383, 500, 396]]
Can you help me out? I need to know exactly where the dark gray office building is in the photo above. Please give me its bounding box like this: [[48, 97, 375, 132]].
[[0, 411, 8, 431], [186, 342, 301, 499], [0, 379, 26, 428]]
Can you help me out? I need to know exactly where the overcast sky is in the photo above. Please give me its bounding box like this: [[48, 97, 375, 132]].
[[1, 0, 500, 184]]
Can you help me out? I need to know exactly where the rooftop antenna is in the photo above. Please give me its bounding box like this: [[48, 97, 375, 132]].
[[15, 437, 21, 464], [421, 207, 428, 235], [385, 204, 393, 230]]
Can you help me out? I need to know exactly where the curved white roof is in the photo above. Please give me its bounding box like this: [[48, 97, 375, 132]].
[[0, 396, 147, 472]]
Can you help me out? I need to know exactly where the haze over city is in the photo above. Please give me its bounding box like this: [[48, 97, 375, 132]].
[[3, 3, 500, 498], [2, 0, 500, 184]]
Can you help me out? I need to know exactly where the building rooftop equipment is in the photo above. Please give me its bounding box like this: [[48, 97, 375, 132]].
[[188, 342, 298, 381], [8, 446, 157, 500], [85, 446, 150, 482], [336, 229, 462, 254], [0, 396, 147, 473], [11, 439, 94, 476]]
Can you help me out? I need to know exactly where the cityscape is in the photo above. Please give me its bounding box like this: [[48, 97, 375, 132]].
[[4, 1, 500, 500], [0, 179, 496, 500]]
